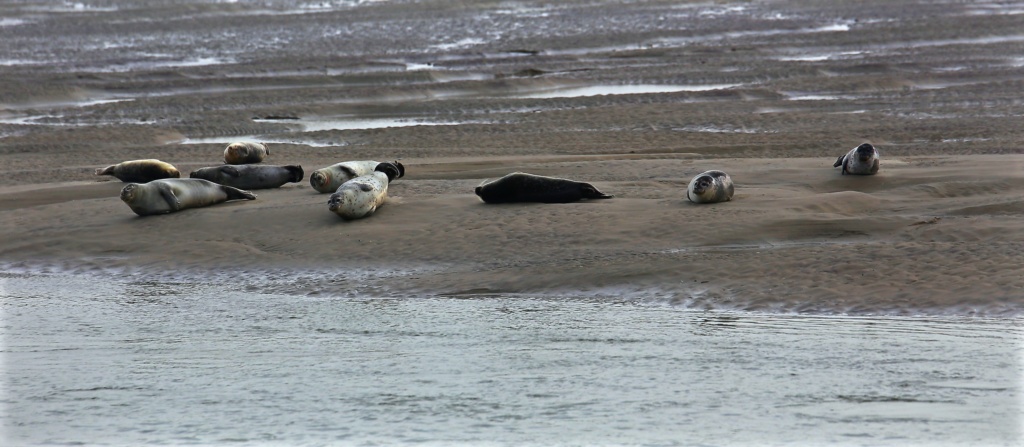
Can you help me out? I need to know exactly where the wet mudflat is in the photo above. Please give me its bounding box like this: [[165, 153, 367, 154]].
[[1, 1, 1024, 445]]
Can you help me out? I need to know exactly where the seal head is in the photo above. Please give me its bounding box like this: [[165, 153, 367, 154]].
[[687, 170, 734, 204], [834, 143, 880, 175]]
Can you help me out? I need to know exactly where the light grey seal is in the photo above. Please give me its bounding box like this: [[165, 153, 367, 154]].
[[189, 164, 303, 190], [474, 172, 613, 204], [95, 159, 180, 183], [327, 162, 403, 220], [310, 160, 405, 193], [686, 170, 734, 204], [120, 178, 256, 216], [833, 143, 880, 175], [224, 142, 269, 165]]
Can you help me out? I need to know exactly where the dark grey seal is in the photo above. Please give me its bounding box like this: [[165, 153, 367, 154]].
[[189, 164, 303, 190], [834, 143, 880, 175], [474, 172, 613, 204]]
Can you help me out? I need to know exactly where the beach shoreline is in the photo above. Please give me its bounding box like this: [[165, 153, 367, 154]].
[[1, 0, 1023, 316]]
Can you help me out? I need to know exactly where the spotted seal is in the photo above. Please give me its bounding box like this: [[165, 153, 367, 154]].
[[310, 160, 405, 193], [189, 164, 303, 190], [120, 178, 256, 216], [833, 143, 880, 175], [474, 172, 612, 204], [686, 170, 734, 204], [95, 159, 180, 183], [327, 162, 403, 220], [224, 142, 269, 165]]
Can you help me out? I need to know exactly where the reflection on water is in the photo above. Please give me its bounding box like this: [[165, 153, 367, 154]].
[[520, 84, 741, 99], [2, 274, 1021, 446]]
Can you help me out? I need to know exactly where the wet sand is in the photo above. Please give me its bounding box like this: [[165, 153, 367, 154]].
[[1, 0, 1023, 315]]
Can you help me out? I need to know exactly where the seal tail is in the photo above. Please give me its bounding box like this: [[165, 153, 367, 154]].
[[96, 166, 113, 176], [583, 184, 613, 200], [393, 160, 406, 179], [374, 162, 402, 182], [285, 165, 304, 183]]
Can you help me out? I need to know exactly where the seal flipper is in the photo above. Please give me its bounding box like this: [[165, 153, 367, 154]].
[[337, 165, 359, 181], [222, 185, 257, 201], [157, 183, 182, 211], [870, 158, 879, 174], [833, 155, 845, 168], [96, 165, 114, 176], [219, 166, 241, 177]]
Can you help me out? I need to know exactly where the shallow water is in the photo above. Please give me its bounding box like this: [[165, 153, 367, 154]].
[[2, 273, 1021, 446]]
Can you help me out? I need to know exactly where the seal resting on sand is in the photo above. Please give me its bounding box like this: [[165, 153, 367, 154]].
[[474, 172, 613, 204], [224, 142, 269, 165], [833, 143, 880, 175], [687, 170, 734, 204], [120, 178, 256, 216], [310, 160, 405, 193], [189, 164, 303, 190], [95, 159, 179, 183], [327, 162, 403, 220]]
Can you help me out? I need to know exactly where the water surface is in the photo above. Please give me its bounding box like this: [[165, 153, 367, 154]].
[[2, 273, 1021, 446]]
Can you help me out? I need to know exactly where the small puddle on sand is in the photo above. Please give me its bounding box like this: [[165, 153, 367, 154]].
[[519, 84, 740, 99], [252, 116, 470, 132]]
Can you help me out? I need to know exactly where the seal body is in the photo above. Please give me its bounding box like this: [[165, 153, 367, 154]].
[[120, 178, 256, 216], [474, 172, 613, 204], [189, 164, 303, 190], [327, 163, 402, 220], [310, 160, 405, 193], [833, 143, 880, 175], [687, 170, 734, 204], [95, 159, 179, 183], [224, 142, 269, 165]]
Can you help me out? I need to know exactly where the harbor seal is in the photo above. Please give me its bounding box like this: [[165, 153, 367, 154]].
[[310, 160, 405, 193], [474, 172, 613, 204], [833, 143, 880, 175], [189, 164, 303, 190], [327, 162, 403, 220], [95, 159, 179, 183], [120, 178, 256, 216], [224, 142, 269, 165], [686, 170, 734, 204]]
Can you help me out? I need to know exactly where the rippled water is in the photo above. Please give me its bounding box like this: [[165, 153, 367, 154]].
[[2, 273, 1021, 446]]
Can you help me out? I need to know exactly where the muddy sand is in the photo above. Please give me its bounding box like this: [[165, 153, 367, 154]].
[[1, 0, 1022, 315]]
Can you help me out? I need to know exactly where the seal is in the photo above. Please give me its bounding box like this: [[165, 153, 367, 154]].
[[120, 178, 256, 216], [95, 159, 180, 183], [474, 172, 613, 204], [224, 142, 269, 165], [310, 160, 405, 193], [189, 164, 303, 190], [327, 162, 403, 220], [686, 170, 734, 204], [833, 143, 880, 175]]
